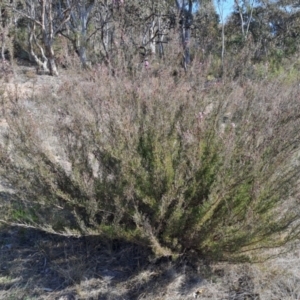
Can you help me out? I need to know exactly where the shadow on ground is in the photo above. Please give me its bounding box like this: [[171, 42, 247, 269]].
[[0, 223, 208, 300]]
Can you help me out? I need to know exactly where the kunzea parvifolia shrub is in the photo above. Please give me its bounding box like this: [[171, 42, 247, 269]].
[[1, 69, 300, 261]]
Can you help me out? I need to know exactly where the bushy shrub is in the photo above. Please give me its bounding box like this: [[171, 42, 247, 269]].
[[1, 67, 300, 261]]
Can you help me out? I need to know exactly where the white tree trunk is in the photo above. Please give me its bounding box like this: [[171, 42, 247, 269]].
[[149, 20, 156, 55]]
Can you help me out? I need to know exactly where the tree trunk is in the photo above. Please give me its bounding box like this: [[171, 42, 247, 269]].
[[48, 56, 59, 76], [183, 27, 191, 67], [44, 36, 59, 76], [79, 8, 89, 68], [149, 20, 156, 55]]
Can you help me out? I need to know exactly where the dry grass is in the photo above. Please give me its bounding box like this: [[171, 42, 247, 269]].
[[0, 222, 299, 299]]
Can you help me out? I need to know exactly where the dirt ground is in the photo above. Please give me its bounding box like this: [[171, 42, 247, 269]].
[[0, 223, 219, 300], [2, 221, 299, 300]]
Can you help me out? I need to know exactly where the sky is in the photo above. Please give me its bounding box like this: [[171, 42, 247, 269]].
[[190, 0, 236, 23], [214, 0, 235, 22], [193, 0, 235, 22]]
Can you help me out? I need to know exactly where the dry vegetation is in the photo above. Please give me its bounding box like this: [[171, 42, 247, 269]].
[[0, 224, 300, 299], [0, 57, 300, 299]]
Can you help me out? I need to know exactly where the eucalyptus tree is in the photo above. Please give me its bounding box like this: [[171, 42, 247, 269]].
[[64, 0, 202, 71], [138, 0, 175, 58], [227, 0, 300, 61], [94, 0, 115, 65], [124, 0, 203, 69], [233, 0, 255, 39], [175, 0, 194, 68], [0, 1, 15, 61], [260, 0, 300, 57], [90, 0, 175, 70], [63, 0, 96, 68], [10, 0, 72, 76]]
